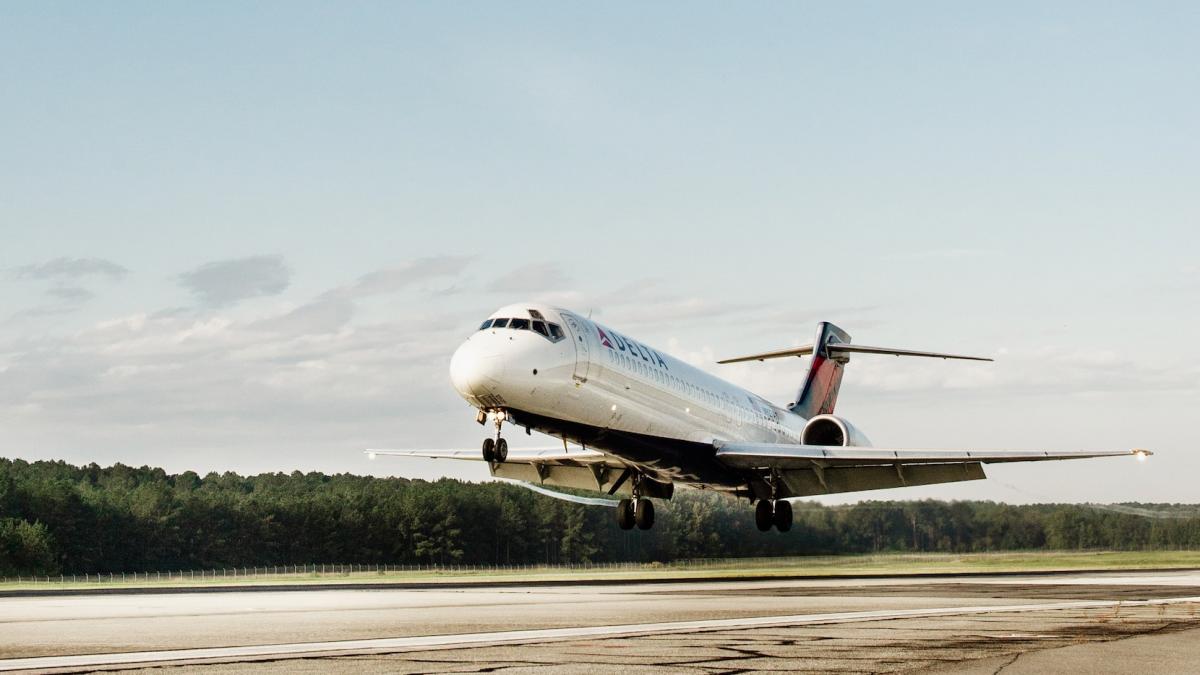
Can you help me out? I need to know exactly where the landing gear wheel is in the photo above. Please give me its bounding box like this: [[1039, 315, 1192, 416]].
[[772, 499, 793, 532], [481, 438, 495, 462], [616, 498, 635, 530], [635, 498, 655, 530], [755, 499, 773, 532], [494, 437, 508, 462]]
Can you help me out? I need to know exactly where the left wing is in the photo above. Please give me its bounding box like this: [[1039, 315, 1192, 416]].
[[714, 442, 1151, 498], [366, 447, 639, 496]]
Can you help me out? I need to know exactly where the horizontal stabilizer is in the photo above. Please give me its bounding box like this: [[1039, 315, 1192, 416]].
[[717, 343, 993, 364]]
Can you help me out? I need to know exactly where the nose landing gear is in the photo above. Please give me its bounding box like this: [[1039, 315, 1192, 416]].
[[480, 410, 508, 462]]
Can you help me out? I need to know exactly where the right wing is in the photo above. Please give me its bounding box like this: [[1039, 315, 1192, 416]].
[[714, 442, 1151, 498], [713, 443, 1151, 468], [367, 447, 639, 496]]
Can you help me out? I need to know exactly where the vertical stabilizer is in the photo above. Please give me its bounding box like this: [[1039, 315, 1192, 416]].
[[788, 322, 851, 419]]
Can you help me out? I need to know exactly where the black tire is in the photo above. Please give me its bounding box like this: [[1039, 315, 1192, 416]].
[[773, 499, 793, 532], [495, 437, 508, 462], [635, 499, 655, 530], [755, 500, 773, 532], [616, 498, 635, 530], [481, 438, 495, 462]]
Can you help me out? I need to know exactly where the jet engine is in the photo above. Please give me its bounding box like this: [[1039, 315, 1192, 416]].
[[800, 414, 873, 447]]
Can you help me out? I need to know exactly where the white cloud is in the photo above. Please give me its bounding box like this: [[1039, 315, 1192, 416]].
[[5, 257, 129, 316], [0, 257, 488, 474], [346, 256, 473, 298], [44, 285, 95, 303], [251, 297, 356, 335], [11, 257, 129, 281], [178, 255, 291, 307]]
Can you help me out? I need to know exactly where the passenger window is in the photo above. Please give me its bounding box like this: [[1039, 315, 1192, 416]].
[[492, 318, 509, 328], [509, 318, 530, 330], [479, 319, 493, 330], [532, 321, 549, 337], [548, 323, 564, 341]]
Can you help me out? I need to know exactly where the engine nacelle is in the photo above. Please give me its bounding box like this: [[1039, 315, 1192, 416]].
[[801, 414, 873, 447]]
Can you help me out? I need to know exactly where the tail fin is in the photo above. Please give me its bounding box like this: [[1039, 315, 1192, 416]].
[[789, 322, 851, 418]]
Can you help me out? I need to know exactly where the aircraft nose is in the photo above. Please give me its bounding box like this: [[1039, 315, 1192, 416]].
[[449, 337, 504, 400]]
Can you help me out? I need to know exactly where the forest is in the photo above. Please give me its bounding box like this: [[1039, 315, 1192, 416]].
[[2, 457, 1198, 576]]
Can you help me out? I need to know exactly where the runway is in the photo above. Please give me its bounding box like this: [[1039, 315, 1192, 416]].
[[3, 570, 1200, 673]]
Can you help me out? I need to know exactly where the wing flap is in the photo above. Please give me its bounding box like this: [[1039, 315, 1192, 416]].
[[778, 462, 987, 497]]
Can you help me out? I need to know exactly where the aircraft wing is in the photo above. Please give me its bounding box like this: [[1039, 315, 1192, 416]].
[[713, 442, 1151, 498], [714, 443, 1151, 468], [366, 447, 639, 496], [367, 447, 615, 465]]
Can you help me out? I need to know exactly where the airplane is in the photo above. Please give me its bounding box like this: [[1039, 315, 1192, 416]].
[[370, 303, 1151, 533]]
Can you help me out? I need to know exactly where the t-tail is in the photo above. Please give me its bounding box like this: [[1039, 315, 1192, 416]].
[[789, 322, 851, 418], [716, 322, 993, 419]]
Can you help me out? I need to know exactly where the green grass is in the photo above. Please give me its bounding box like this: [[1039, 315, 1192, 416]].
[[5, 550, 1200, 592]]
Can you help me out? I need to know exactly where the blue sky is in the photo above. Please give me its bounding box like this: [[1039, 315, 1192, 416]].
[[2, 3, 1197, 503]]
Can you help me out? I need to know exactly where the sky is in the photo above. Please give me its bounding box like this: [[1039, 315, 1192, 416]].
[[1, 2, 1197, 504]]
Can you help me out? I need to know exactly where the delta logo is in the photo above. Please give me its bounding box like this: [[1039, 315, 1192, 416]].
[[596, 326, 669, 370]]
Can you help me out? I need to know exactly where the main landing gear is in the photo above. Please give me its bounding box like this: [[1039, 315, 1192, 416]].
[[755, 470, 792, 532], [754, 499, 792, 532], [481, 411, 508, 462], [616, 497, 654, 530], [616, 473, 656, 530]]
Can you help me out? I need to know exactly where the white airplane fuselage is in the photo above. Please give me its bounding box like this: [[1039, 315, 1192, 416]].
[[450, 303, 807, 488]]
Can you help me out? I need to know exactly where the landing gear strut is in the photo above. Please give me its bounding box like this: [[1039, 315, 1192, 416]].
[[480, 411, 508, 462], [616, 474, 655, 530]]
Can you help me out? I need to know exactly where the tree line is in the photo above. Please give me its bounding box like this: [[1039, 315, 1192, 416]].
[[2, 457, 1198, 576]]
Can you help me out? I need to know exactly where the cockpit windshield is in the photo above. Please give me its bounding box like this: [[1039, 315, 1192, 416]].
[[478, 315, 565, 343]]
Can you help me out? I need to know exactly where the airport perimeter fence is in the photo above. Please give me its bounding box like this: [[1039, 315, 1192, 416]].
[[0, 550, 1139, 586]]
